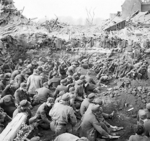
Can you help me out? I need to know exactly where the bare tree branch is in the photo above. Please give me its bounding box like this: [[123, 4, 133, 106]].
[[85, 7, 96, 26]]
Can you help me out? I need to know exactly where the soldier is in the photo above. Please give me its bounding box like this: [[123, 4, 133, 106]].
[[74, 80, 86, 106], [10, 67, 22, 80], [32, 82, 53, 106], [85, 71, 96, 85], [29, 97, 54, 130], [80, 93, 95, 116], [0, 74, 8, 91], [48, 73, 61, 90], [0, 108, 11, 133], [49, 93, 77, 135], [65, 76, 74, 86], [37, 57, 45, 66], [55, 91, 66, 103], [26, 60, 39, 75], [27, 69, 42, 98], [14, 83, 30, 106], [58, 63, 67, 79], [48, 66, 58, 79], [13, 70, 26, 88], [0, 95, 16, 117], [73, 72, 80, 82], [80, 104, 116, 141], [53, 79, 68, 99], [128, 124, 149, 141], [67, 64, 76, 76], [144, 103, 150, 137], [137, 108, 147, 125], [1, 80, 16, 97], [67, 87, 76, 109], [13, 100, 32, 121], [54, 133, 89, 141]]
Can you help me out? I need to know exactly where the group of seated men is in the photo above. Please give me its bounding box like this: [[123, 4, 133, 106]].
[[0, 57, 149, 141]]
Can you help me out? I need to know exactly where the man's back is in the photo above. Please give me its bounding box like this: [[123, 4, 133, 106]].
[[27, 74, 42, 95], [80, 98, 90, 116], [54, 133, 79, 141], [35, 87, 52, 103], [11, 70, 19, 80], [49, 102, 75, 124], [144, 119, 150, 137], [36, 103, 46, 116], [129, 134, 149, 141]]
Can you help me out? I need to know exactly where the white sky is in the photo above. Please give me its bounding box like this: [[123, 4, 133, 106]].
[[14, 0, 125, 24]]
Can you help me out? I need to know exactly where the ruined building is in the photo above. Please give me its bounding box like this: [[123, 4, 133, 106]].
[[122, 0, 150, 19]]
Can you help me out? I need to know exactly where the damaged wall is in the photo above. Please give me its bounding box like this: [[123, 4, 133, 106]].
[[142, 3, 150, 12], [122, 0, 141, 19]]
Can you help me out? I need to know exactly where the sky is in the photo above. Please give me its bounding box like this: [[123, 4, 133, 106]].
[[14, 0, 125, 24]]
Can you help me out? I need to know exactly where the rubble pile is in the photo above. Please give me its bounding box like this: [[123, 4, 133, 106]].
[[40, 18, 69, 32], [0, 0, 69, 65]]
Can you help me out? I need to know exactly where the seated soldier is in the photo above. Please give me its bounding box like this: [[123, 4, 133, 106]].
[[1, 80, 16, 97], [53, 79, 68, 99], [80, 104, 118, 141], [85, 78, 99, 95], [29, 97, 54, 130], [49, 94, 77, 135], [55, 91, 66, 103], [54, 133, 89, 141], [13, 100, 32, 124], [74, 80, 86, 108], [80, 93, 95, 116], [48, 72, 61, 90], [67, 87, 76, 110], [0, 107, 11, 133], [0, 95, 16, 117], [137, 108, 147, 125], [14, 83, 30, 106], [32, 82, 53, 106], [128, 124, 149, 141], [144, 103, 150, 137]]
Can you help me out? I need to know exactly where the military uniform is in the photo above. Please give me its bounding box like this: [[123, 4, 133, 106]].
[[14, 88, 30, 105], [30, 102, 52, 129], [11, 70, 20, 80], [75, 80, 85, 100], [14, 74, 25, 88], [80, 93, 95, 116], [80, 98, 90, 116], [0, 95, 16, 117], [0, 109, 11, 133], [0, 81, 5, 91], [80, 105, 109, 141], [128, 134, 149, 141], [144, 103, 150, 137], [48, 76, 61, 89], [53, 80, 68, 98], [54, 133, 88, 141], [33, 87, 52, 105], [27, 72, 42, 96], [1, 84, 16, 97], [13, 100, 32, 122], [49, 95, 77, 135]]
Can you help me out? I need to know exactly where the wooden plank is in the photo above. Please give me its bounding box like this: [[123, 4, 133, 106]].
[[0, 113, 27, 141]]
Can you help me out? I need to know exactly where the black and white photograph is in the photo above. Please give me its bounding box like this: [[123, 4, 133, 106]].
[[0, 0, 150, 141]]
